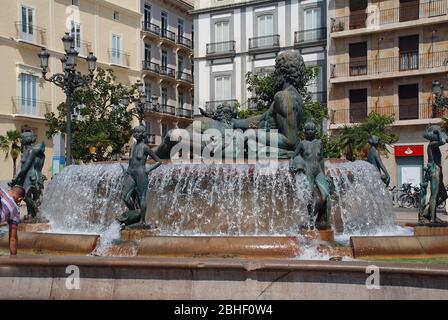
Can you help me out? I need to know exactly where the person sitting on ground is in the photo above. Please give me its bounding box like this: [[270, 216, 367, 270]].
[[0, 185, 25, 255]]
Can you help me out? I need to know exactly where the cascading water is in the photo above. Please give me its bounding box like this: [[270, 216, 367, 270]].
[[41, 160, 400, 238]]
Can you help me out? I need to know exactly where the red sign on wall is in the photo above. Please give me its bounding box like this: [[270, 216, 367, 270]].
[[394, 145, 424, 157]]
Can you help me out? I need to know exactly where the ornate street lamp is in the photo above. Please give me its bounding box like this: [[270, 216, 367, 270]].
[[38, 32, 97, 166], [121, 80, 159, 125]]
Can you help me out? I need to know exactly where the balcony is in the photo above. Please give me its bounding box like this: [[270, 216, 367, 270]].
[[108, 49, 131, 68], [206, 41, 236, 59], [178, 35, 193, 49], [177, 71, 193, 84], [177, 108, 194, 119], [12, 97, 51, 118], [330, 0, 448, 37], [248, 35, 280, 54], [205, 99, 239, 113], [294, 28, 327, 48], [159, 65, 176, 79], [330, 50, 448, 83], [142, 21, 160, 37], [161, 29, 176, 43], [159, 104, 176, 116], [15, 22, 46, 46], [142, 60, 160, 75], [329, 103, 448, 126]]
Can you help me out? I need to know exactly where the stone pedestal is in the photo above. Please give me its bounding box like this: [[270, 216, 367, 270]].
[[319, 228, 334, 242]]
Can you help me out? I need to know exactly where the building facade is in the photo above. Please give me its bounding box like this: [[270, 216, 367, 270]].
[[0, 0, 142, 181], [327, 0, 448, 187], [193, 0, 327, 112], [140, 0, 194, 147]]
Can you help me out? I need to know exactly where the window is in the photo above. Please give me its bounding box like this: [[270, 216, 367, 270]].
[[144, 43, 151, 62], [399, 84, 419, 120], [20, 5, 34, 42], [161, 50, 168, 68], [306, 65, 322, 95], [349, 89, 367, 123], [145, 122, 151, 135], [214, 76, 231, 101], [178, 18, 184, 37], [399, 35, 419, 71], [72, 0, 79, 6], [178, 92, 185, 109], [400, 0, 419, 22], [349, 42, 367, 76], [161, 123, 168, 137], [349, 0, 367, 29], [19, 73, 38, 116], [256, 14, 273, 47], [162, 87, 168, 106], [161, 11, 168, 31], [113, 11, 120, 21], [214, 21, 230, 52], [178, 55, 184, 72], [144, 83, 151, 102], [111, 34, 122, 64], [144, 4, 151, 25], [71, 21, 81, 52]]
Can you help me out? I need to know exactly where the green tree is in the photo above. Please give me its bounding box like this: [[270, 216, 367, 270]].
[[0, 130, 22, 178], [45, 68, 136, 163], [337, 112, 398, 161]]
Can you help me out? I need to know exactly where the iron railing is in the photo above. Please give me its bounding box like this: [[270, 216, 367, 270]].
[[142, 60, 160, 73], [178, 35, 192, 48], [248, 35, 280, 50], [330, 0, 448, 33], [142, 21, 160, 36], [159, 104, 176, 115], [177, 71, 193, 83], [161, 28, 176, 42], [177, 108, 194, 118], [330, 103, 448, 124], [205, 99, 239, 113], [108, 49, 131, 67], [15, 22, 46, 45], [331, 50, 448, 78], [159, 65, 176, 78], [206, 41, 236, 56], [12, 97, 51, 117], [295, 27, 327, 45]]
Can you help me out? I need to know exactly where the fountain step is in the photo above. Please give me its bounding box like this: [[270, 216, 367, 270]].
[[414, 226, 448, 236], [351, 235, 448, 259], [120, 228, 160, 241], [18, 223, 51, 233], [0, 232, 99, 255], [137, 236, 300, 258]]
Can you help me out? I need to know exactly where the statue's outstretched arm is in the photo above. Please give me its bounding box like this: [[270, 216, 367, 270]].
[[145, 147, 162, 174], [199, 107, 211, 118]]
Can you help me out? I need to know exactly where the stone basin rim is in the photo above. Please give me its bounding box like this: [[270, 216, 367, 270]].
[[1, 256, 448, 276]]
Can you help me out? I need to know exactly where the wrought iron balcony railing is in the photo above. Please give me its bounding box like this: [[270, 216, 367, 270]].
[[142, 21, 160, 36], [159, 104, 176, 115], [330, 50, 448, 79], [12, 97, 51, 118], [108, 49, 131, 67], [142, 60, 160, 73], [177, 71, 193, 83], [330, 103, 448, 125], [206, 41, 236, 57], [159, 65, 176, 78], [330, 0, 448, 33], [248, 35, 280, 51], [161, 28, 176, 42], [15, 22, 46, 46], [178, 35, 192, 49], [205, 99, 239, 113], [177, 108, 194, 119], [295, 27, 327, 45]]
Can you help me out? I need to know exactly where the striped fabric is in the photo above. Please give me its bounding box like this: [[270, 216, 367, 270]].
[[0, 188, 20, 226]]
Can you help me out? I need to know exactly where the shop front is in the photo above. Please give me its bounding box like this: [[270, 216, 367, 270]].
[[395, 145, 424, 187]]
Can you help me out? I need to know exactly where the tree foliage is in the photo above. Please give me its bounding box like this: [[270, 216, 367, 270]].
[[45, 68, 135, 163], [0, 130, 22, 178]]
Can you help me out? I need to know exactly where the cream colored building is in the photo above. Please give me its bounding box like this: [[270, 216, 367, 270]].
[[328, 0, 448, 187]]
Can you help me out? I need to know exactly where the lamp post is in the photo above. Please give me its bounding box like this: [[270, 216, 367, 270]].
[[38, 32, 97, 166], [120, 80, 160, 125]]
